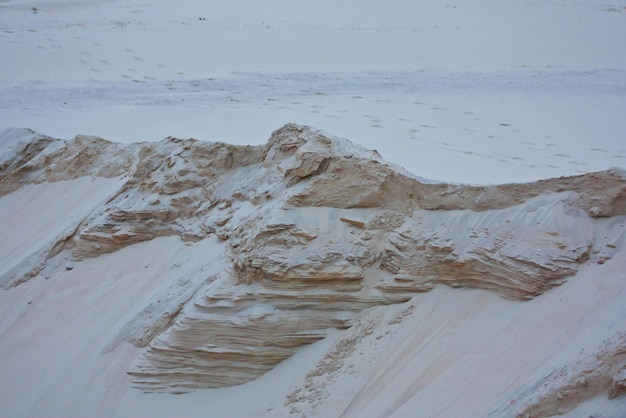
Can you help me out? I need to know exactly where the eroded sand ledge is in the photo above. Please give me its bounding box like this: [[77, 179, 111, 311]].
[[1, 124, 625, 415]]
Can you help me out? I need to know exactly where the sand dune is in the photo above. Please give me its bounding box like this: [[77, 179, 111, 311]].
[[1, 0, 625, 416], [0, 124, 624, 417]]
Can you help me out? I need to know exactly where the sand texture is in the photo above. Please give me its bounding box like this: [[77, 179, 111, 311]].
[[1, 124, 625, 417]]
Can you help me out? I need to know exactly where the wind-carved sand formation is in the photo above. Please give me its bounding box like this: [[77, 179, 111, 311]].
[[1, 124, 625, 414]]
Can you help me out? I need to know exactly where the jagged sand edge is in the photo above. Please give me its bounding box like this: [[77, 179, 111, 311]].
[[1, 124, 625, 413]]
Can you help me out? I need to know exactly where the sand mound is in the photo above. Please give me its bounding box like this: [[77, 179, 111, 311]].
[[1, 124, 625, 416]]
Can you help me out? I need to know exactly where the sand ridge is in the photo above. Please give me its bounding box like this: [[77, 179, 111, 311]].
[[0, 124, 625, 416]]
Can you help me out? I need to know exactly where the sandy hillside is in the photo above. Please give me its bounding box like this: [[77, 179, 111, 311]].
[[0, 124, 625, 417], [1, 0, 626, 417]]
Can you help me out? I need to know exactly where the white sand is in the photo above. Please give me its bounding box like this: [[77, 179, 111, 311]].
[[1, 0, 625, 183], [1, 1, 625, 417]]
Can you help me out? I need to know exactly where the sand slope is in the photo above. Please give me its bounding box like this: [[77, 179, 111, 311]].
[[0, 125, 625, 417]]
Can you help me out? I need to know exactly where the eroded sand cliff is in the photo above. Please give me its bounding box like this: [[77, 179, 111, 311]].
[[1, 124, 625, 416]]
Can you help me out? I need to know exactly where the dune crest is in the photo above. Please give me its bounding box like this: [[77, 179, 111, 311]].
[[1, 124, 625, 402]]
